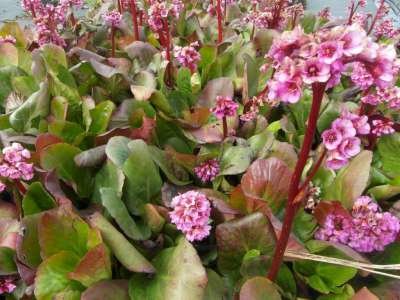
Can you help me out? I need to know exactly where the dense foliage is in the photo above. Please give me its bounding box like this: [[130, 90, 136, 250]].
[[1, 0, 400, 299]]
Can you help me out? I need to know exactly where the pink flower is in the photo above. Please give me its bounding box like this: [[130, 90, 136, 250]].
[[318, 7, 331, 20], [326, 150, 349, 170], [301, 58, 330, 84], [371, 119, 395, 137], [268, 77, 302, 104], [361, 94, 380, 106], [351, 62, 374, 90], [194, 159, 220, 183], [316, 196, 400, 253], [322, 129, 343, 150], [343, 112, 370, 135], [0, 35, 16, 45], [0, 278, 16, 295], [317, 41, 343, 65], [338, 137, 361, 158], [268, 26, 306, 64], [211, 96, 239, 119], [0, 143, 34, 182], [332, 118, 356, 139], [0, 182, 6, 193], [173, 42, 201, 73], [340, 24, 366, 57], [103, 10, 122, 27], [169, 191, 211, 242]]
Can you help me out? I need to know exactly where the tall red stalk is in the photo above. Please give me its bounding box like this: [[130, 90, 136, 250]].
[[162, 18, 173, 87], [222, 117, 228, 139], [216, 0, 223, 43], [111, 27, 116, 57], [267, 82, 327, 281], [117, 0, 122, 13], [130, 0, 139, 41]]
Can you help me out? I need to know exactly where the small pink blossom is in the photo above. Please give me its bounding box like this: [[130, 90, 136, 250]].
[[301, 58, 330, 84], [340, 24, 366, 57], [0, 182, 6, 193], [326, 150, 349, 170], [317, 41, 343, 65], [173, 42, 201, 73], [194, 159, 220, 183], [338, 137, 361, 158], [371, 119, 395, 137], [318, 7, 331, 20], [211, 96, 239, 119], [332, 118, 356, 139], [0, 143, 34, 182], [0, 278, 16, 294], [169, 191, 211, 242], [322, 129, 343, 150], [103, 10, 122, 27], [0, 35, 16, 45]]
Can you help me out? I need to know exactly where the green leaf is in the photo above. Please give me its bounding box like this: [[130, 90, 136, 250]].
[[81, 280, 130, 300], [9, 81, 49, 132], [40, 143, 93, 197], [239, 277, 281, 300], [0, 247, 17, 275], [199, 45, 217, 68], [68, 244, 112, 287], [377, 133, 400, 178], [34, 251, 83, 300], [22, 182, 57, 216], [324, 151, 372, 209], [93, 160, 125, 203], [100, 188, 151, 240], [48, 120, 86, 145], [219, 145, 254, 176], [123, 140, 162, 215], [242, 53, 260, 98], [74, 145, 107, 168], [216, 212, 276, 277], [89, 101, 115, 134], [148, 146, 191, 186], [38, 206, 97, 259], [18, 214, 42, 268], [129, 237, 207, 300], [105, 136, 132, 167], [88, 213, 155, 273], [202, 269, 227, 300], [177, 68, 193, 102]]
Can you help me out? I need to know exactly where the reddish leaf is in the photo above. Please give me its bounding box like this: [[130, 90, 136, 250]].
[[35, 133, 63, 158], [68, 244, 111, 287], [241, 158, 293, 212], [351, 287, 379, 300], [178, 108, 211, 129], [81, 280, 129, 300], [314, 201, 351, 226], [130, 117, 156, 142], [239, 277, 281, 300]]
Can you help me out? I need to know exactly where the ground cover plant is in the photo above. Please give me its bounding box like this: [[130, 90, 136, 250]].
[[1, 0, 400, 299]]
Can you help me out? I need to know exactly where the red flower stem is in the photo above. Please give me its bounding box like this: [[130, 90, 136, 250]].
[[30, 3, 36, 18], [224, 0, 227, 21], [267, 82, 327, 281], [271, 0, 284, 29], [111, 26, 116, 57], [139, 12, 143, 26], [222, 116, 228, 138], [216, 0, 223, 43], [367, 1, 384, 35], [130, 0, 139, 41], [15, 180, 27, 195], [162, 19, 173, 87], [117, 0, 122, 13]]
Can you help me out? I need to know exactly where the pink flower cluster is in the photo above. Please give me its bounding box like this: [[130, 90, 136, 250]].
[[103, 10, 122, 27], [361, 86, 400, 109], [21, 0, 83, 47], [173, 42, 201, 73], [316, 196, 400, 253], [147, 0, 184, 32], [169, 191, 211, 242], [266, 23, 400, 104], [0, 143, 34, 192], [240, 95, 266, 122], [374, 19, 400, 39], [371, 119, 395, 137], [318, 7, 331, 20], [0, 278, 16, 295], [0, 35, 16, 45], [322, 112, 370, 170], [194, 159, 220, 183], [211, 96, 239, 119]]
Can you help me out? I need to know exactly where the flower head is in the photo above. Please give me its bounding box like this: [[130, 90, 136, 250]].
[[211, 96, 239, 119], [103, 10, 122, 27], [173, 42, 201, 73], [169, 191, 211, 242], [0, 143, 34, 182], [301, 58, 330, 84], [194, 159, 220, 183], [0, 35, 16, 45], [371, 119, 395, 137], [316, 196, 400, 253], [0, 278, 16, 295]]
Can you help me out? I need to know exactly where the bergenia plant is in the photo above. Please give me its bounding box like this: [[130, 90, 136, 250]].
[[1, 0, 400, 299]]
